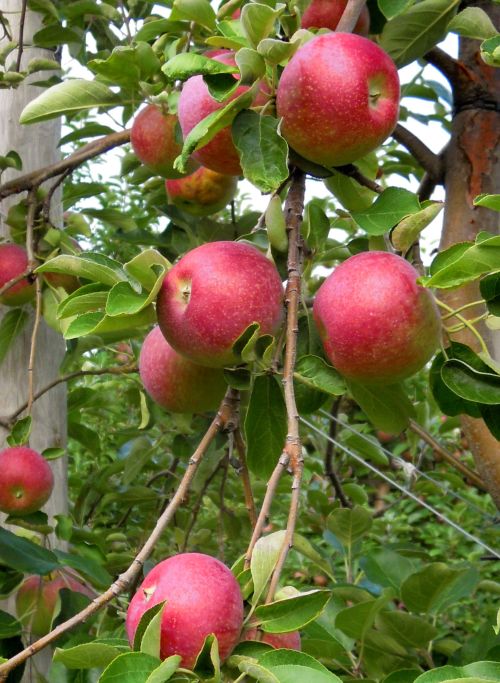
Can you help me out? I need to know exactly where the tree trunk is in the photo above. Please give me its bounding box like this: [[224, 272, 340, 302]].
[[439, 1, 500, 507], [0, 3, 67, 679]]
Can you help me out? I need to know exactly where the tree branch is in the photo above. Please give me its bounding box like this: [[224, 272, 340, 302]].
[[15, 0, 27, 73], [392, 124, 444, 180], [334, 164, 383, 194], [325, 398, 352, 507], [336, 0, 366, 33], [0, 387, 240, 681], [424, 47, 465, 92], [408, 419, 486, 492], [0, 130, 131, 201]]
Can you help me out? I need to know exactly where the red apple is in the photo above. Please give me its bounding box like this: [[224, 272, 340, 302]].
[[313, 251, 441, 384], [16, 573, 93, 636], [178, 52, 263, 176], [0, 244, 35, 306], [139, 326, 227, 412], [165, 166, 238, 217], [156, 241, 284, 367], [276, 33, 399, 167], [131, 105, 198, 179], [301, 0, 370, 35], [126, 553, 244, 669], [243, 628, 301, 651], [0, 446, 54, 516]]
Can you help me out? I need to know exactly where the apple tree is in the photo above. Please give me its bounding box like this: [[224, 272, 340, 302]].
[[0, 1, 499, 682]]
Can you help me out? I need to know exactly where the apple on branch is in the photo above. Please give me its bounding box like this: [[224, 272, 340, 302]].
[[165, 166, 238, 217], [301, 0, 370, 35], [242, 627, 302, 651], [0, 244, 35, 306], [0, 446, 54, 516]]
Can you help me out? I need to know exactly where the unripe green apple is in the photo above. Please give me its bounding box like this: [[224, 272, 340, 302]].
[[156, 241, 284, 368], [165, 166, 238, 216], [0, 244, 35, 306], [0, 446, 54, 516], [126, 553, 244, 669], [139, 326, 227, 412], [276, 33, 400, 167], [131, 104, 197, 178], [313, 251, 441, 384], [301, 0, 370, 34]]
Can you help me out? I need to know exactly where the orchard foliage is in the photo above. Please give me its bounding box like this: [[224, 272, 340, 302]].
[[0, 1, 499, 682]]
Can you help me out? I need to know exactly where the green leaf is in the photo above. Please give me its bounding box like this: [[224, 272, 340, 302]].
[[133, 602, 167, 652], [169, 0, 216, 29], [401, 563, 479, 615], [429, 345, 482, 418], [245, 374, 287, 479], [7, 416, 32, 447], [36, 253, 126, 286], [140, 602, 167, 658], [233, 658, 280, 683], [0, 150, 22, 171], [145, 656, 182, 683], [427, 232, 500, 288], [162, 52, 238, 82], [380, 0, 460, 68], [53, 549, 112, 587], [58, 284, 110, 319], [347, 380, 415, 433], [20, 79, 120, 124], [376, 611, 438, 649], [360, 549, 420, 593], [481, 35, 500, 67], [302, 202, 331, 251], [0, 528, 61, 575], [378, 0, 416, 20], [251, 530, 287, 605], [99, 652, 160, 683], [64, 306, 155, 340], [448, 7, 498, 40], [391, 202, 444, 253], [342, 429, 389, 467], [32, 24, 81, 47], [175, 86, 255, 173], [0, 309, 28, 366], [26, 57, 61, 74], [54, 642, 128, 669], [335, 590, 395, 641], [88, 43, 160, 90], [441, 359, 500, 405], [294, 355, 346, 397], [327, 506, 372, 551], [241, 2, 284, 48], [0, 610, 22, 638], [352, 188, 421, 236], [259, 648, 343, 683], [414, 661, 500, 682], [41, 447, 65, 461], [192, 633, 220, 680], [232, 111, 289, 193], [257, 37, 301, 65], [255, 590, 330, 633], [235, 47, 266, 84], [474, 194, 500, 211]]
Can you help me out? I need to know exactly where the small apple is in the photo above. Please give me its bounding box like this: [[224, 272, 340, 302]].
[[313, 251, 441, 384], [178, 52, 264, 176], [126, 553, 244, 669], [301, 0, 370, 35], [131, 104, 197, 179], [156, 241, 284, 367], [242, 628, 301, 651], [276, 33, 399, 167], [140, 326, 227, 412], [165, 166, 238, 217], [16, 573, 93, 636], [0, 244, 35, 306], [0, 446, 54, 516]]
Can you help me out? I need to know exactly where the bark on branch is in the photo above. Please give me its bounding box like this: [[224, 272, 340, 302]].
[[392, 124, 444, 181]]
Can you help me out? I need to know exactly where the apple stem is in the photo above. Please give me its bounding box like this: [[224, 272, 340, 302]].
[[233, 427, 258, 528], [436, 299, 490, 356], [0, 386, 241, 680]]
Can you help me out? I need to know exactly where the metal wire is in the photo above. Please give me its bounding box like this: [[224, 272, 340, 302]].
[[319, 409, 498, 524], [301, 415, 500, 560]]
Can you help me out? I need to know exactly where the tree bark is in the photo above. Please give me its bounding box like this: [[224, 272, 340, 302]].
[[0, 2, 67, 679], [439, 1, 500, 507]]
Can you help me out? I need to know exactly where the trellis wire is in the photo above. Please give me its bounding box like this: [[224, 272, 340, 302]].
[[300, 416, 500, 560], [320, 409, 498, 524]]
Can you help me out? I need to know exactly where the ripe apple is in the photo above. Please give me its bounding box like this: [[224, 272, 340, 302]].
[[131, 104, 197, 179], [0, 243, 35, 306], [16, 573, 93, 636], [165, 166, 238, 217], [178, 52, 264, 176], [126, 553, 244, 668], [301, 0, 370, 35], [156, 241, 284, 367], [140, 326, 227, 412], [313, 251, 441, 384], [276, 33, 400, 167], [242, 628, 301, 651], [0, 446, 54, 516]]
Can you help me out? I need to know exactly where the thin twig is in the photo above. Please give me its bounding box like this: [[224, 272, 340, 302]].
[[392, 124, 443, 180], [0, 130, 130, 201], [1, 365, 138, 428], [233, 427, 257, 528], [218, 454, 230, 561], [42, 168, 72, 225], [325, 398, 352, 507], [0, 387, 239, 681], [424, 47, 464, 91], [15, 0, 27, 72], [336, 0, 366, 33], [0, 267, 33, 299], [334, 164, 383, 194], [265, 169, 306, 603], [26, 279, 42, 416], [408, 419, 486, 492]]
